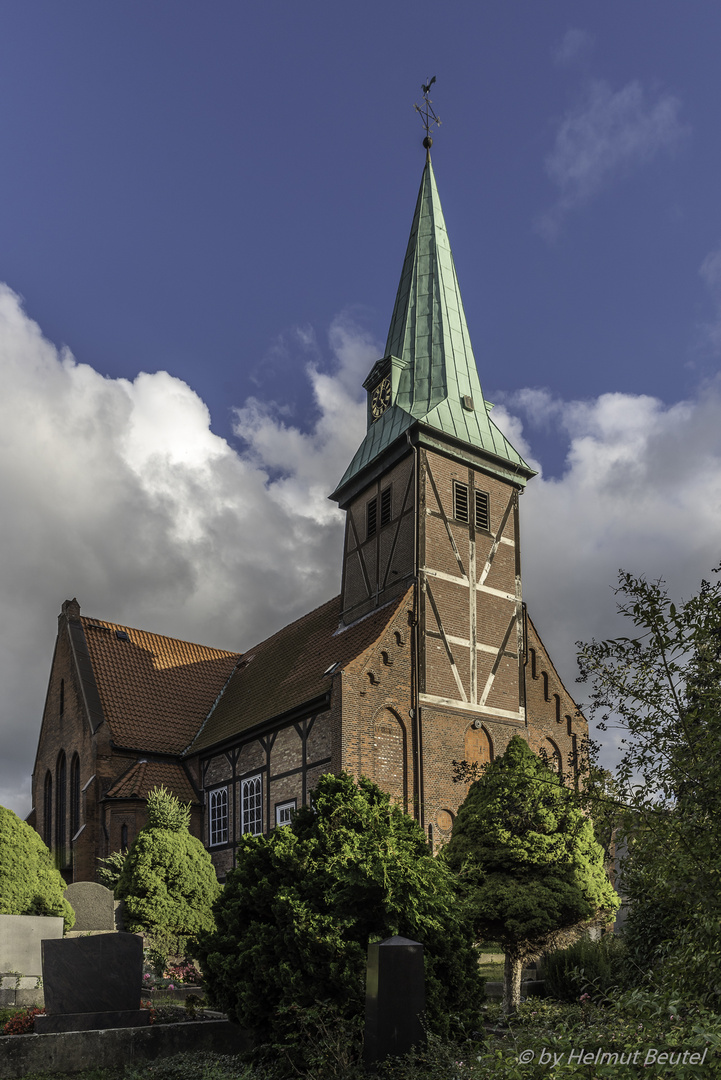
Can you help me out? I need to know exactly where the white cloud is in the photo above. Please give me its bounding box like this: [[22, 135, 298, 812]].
[[0, 285, 372, 817], [537, 80, 687, 239], [493, 387, 721, 765], [2, 286, 720, 811], [554, 28, 594, 67]]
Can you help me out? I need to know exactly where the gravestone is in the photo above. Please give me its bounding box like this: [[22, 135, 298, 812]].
[[0, 914, 63, 1005], [63, 881, 115, 933], [364, 936, 425, 1067], [35, 931, 149, 1033]]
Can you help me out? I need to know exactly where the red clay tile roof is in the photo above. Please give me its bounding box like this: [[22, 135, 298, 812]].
[[79, 617, 240, 754], [105, 759, 199, 804], [188, 591, 412, 754]]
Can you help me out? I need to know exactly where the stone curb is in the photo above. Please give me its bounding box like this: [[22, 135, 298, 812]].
[[0, 1018, 252, 1079]]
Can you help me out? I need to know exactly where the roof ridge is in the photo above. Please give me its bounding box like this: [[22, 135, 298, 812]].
[[235, 593, 342, 655]]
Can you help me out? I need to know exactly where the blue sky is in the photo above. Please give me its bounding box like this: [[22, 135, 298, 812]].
[[3, 1, 721, 814]]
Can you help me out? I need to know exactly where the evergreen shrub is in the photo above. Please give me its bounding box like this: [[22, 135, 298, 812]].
[[0, 805, 74, 931], [116, 787, 220, 950], [543, 934, 625, 1002], [197, 773, 485, 1057]]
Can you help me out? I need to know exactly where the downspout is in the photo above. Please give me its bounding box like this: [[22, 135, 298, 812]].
[[408, 431, 424, 827]]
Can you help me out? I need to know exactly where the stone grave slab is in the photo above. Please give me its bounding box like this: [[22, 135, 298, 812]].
[[63, 881, 115, 933], [36, 931, 149, 1033]]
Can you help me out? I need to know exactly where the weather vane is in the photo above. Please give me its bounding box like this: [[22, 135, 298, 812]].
[[414, 76, 441, 156]]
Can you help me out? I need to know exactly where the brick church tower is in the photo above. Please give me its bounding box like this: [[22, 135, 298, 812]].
[[330, 152, 546, 839]]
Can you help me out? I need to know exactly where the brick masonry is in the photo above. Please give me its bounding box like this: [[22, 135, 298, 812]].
[[32, 439, 587, 876]]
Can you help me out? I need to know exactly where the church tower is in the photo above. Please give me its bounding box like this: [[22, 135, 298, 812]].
[[330, 150, 537, 836]]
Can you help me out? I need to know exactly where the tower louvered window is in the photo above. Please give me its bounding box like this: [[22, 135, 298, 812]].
[[474, 490, 490, 531], [380, 486, 392, 528], [209, 787, 228, 846], [367, 497, 377, 538], [453, 481, 469, 523], [241, 775, 262, 836]]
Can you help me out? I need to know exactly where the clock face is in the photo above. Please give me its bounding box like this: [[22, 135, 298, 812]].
[[370, 376, 392, 421]]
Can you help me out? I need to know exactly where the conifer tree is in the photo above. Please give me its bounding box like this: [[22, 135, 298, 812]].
[[197, 772, 484, 1056], [444, 736, 618, 1013], [0, 805, 75, 931], [116, 786, 220, 951]]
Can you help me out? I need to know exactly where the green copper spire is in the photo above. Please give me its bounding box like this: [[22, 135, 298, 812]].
[[331, 158, 534, 503]]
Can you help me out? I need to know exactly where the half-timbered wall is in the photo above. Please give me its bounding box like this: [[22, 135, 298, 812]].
[[199, 710, 334, 879], [415, 447, 527, 844], [340, 455, 415, 625]]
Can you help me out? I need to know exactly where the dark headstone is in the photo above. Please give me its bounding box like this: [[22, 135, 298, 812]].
[[41, 932, 143, 1022], [364, 935, 425, 1067], [63, 882, 115, 932]]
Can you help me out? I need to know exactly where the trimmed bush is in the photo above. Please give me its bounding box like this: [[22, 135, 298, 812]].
[[116, 787, 220, 947], [0, 805, 74, 930], [197, 772, 485, 1057]]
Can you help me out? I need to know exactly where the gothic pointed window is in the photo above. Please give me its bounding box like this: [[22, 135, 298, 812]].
[[241, 776, 262, 836], [44, 772, 52, 847], [209, 787, 229, 846], [55, 752, 66, 867], [373, 711, 406, 809], [121, 823, 129, 851], [464, 724, 493, 772], [546, 738, 562, 777], [70, 754, 80, 839]]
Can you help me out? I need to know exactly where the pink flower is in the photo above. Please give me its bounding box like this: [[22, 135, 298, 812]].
[[168, 984, 175, 990]]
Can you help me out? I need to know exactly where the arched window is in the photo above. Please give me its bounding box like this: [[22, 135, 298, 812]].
[[546, 738, 562, 777], [554, 693, 561, 723], [44, 771, 52, 847], [464, 724, 493, 772], [55, 752, 66, 867], [59, 678, 65, 715], [70, 755, 81, 839], [121, 823, 129, 851], [542, 672, 549, 701], [240, 777, 262, 836], [529, 648, 537, 680], [210, 788, 229, 845], [373, 711, 407, 810]]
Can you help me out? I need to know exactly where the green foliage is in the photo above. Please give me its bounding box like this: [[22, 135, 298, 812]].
[[543, 934, 626, 1003], [444, 736, 618, 1012], [116, 787, 220, 945], [0, 805, 75, 931], [96, 850, 127, 891], [577, 569, 721, 996], [123, 1052, 247, 1080], [197, 772, 484, 1058], [146, 786, 192, 832], [445, 736, 618, 945]]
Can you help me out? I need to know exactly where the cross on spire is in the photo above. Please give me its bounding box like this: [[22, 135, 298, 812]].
[[414, 76, 441, 157]]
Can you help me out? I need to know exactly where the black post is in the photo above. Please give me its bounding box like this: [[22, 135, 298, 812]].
[[364, 935, 425, 1067]]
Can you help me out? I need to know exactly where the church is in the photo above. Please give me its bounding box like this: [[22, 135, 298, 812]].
[[30, 147, 586, 882]]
